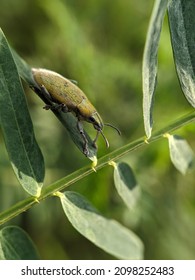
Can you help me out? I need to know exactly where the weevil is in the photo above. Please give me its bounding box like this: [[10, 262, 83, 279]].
[[31, 68, 120, 155]]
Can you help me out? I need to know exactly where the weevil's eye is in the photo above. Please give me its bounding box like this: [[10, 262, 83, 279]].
[[88, 116, 96, 123], [88, 113, 104, 130]]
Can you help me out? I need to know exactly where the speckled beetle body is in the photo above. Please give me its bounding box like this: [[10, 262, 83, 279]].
[[31, 68, 120, 154]]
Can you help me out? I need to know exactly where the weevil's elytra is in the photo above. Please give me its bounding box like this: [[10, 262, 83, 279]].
[[31, 68, 121, 155], [64, 82, 68, 87]]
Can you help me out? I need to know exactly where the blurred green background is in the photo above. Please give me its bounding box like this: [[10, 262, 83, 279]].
[[0, 0, 195, 260]]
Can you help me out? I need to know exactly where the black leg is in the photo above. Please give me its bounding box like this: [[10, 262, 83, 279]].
[[37, 84, 69, 112], [43, 103, 69, 112], [77, 120, 89, 156], [39, 85, 52, 103], [92, 130, 99, 148]]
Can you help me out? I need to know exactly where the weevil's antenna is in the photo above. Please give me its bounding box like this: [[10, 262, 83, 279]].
[[93, 130, 109, 148], [100, 130, 110, 148], [104, 123, 121, 135], [93, 123, 120, 149]]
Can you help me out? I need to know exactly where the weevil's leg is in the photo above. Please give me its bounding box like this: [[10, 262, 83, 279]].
[[39, 85, 69, 112], [29, 84, 37, 92], [43, 104, 52, 110], [60, 104, 69, 113], [69, 79, 78, 85], [39, 85, 53, 103], [30, 84, 51, 108], [30, 84, 51, 109], [43, 103, 69, 112], [92, 130, 100, 148], [77, 120, 89, 156], [30, 84, 44, 98]]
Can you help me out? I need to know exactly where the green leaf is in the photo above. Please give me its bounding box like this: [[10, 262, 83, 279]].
[[11, 48, 35, 85], [59, 191, 144, 260], [0, 29, 45, 196], [167, 134, 195, 175], [113, 162, 141, 210], [0, 226, 39, 260], [12, 50, 97, 160], [168, 0, 195, 107], [142, 0, 168, 138]]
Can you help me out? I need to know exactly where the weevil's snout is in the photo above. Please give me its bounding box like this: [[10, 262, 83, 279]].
[[93, 122, 103, 131], [88, 113, 121, 149], [93, 127, 110, 149], [87, 113, 109, 148]]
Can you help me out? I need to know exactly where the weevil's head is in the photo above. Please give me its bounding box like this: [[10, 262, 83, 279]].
[[77, 100, 103, 130], [78, 101, 120, 148], [87, 112, 121, 148], [88, 111, 104, 131]]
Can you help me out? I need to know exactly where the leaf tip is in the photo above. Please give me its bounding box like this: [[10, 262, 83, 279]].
[[90, 156, 98, 171], [144, 136, 150, 144]]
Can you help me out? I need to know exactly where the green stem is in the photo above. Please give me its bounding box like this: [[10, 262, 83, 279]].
[[1, 111, 195, 225]]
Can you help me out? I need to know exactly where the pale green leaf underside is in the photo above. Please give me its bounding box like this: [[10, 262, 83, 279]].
[[60, 191, 144, 260], [167, 135, 195, 175], [168, 0, 195, 107], [142, 0, 168, 138], [114, 162, 141, 210], [0, 226, 39, 260]]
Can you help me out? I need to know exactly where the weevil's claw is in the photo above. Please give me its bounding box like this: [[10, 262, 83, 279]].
[[43, 104, 51, 110]]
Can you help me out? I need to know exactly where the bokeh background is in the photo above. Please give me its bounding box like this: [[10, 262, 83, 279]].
[[0, 0, 195, 259]]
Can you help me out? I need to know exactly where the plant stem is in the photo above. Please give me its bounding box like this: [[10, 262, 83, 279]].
[[0, 110, 195, 225]]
